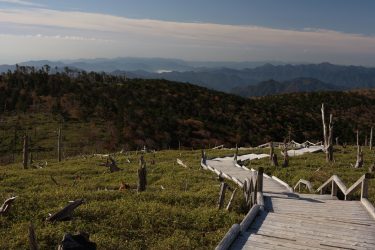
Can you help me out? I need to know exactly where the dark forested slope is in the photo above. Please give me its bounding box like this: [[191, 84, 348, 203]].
[[0, 68, 374, 157]]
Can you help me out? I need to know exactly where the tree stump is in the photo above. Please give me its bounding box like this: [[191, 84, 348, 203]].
[[137, 156, 147, 192], [107, 156, 121, 173], [58, 232, 96, 250], [23, 134, 29, 169]]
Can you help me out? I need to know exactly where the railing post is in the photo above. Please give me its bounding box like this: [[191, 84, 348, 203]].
[[257, 167, 264, 200], [361, 173, 370, 199], [331, 181, 338, 197]]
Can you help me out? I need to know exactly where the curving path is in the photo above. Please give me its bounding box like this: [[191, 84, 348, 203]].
[[205, 156, 375, 250]]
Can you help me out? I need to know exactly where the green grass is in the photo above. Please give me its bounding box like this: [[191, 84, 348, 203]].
[[0, 150, 244, 249], [0, 147, 374, 249]]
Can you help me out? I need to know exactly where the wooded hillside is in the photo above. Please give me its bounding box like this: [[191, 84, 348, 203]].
[[0, 68, 374, 158]]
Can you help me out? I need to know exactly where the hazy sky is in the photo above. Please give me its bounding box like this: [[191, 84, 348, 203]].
[[0, 0, 375, 65]]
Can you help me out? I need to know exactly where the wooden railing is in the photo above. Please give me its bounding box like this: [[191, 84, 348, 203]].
[[293, 173, 375, 220], [201, 151, 265, 250], [293, 173, 371, 200]]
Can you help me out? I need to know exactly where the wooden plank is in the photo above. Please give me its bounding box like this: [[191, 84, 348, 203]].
[[215, 224, 240, 250], [240, 205, 260, 233]]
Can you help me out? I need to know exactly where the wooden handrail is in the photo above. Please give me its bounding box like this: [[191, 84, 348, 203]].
[[293, 179, 313, 193], [296, 174, 370, 200]]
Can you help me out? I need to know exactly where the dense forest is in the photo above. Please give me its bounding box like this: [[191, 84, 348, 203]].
[[0, 66, 374, 157]]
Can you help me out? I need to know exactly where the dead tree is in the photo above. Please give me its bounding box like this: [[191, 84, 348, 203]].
[[370, 127, 373, 150], [234, 144, 238, 162], [23, 134, 29, 169], [57, 127, 62, 162], [137, 156, 147, 192], [355, 130, 364, 168], [282, 142, 289, 168], [217, 182, 228, 209], [201, 149, 207, 166], [369, 163, 375, 174], [29, 222, 38, 250], [151, 153, 155, 165], [270, 142, 278, 167], [107, 156, 121, 173], [321, 104, 334, 162], [47, 199, 85, 222]]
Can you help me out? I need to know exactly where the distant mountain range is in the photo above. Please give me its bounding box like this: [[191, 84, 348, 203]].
[[1, 58, 375, 94], [231, 78, 342, 97]]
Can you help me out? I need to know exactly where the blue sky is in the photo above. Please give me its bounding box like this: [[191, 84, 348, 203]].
[[0, 0, 374, 65]]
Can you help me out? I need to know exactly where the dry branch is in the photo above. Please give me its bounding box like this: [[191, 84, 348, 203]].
[[47, 199, 84, 222], [0, 196, 16, 215], [28, 222, 38, 250]]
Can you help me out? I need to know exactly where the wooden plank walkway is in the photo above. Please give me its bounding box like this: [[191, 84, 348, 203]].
[[205, 156, 375, 250]]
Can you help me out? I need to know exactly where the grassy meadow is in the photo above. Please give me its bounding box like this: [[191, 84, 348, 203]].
[[0, 146, 374, 249]]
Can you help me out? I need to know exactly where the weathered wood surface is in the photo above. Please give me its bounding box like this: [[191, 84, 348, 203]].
[[203, 156, 375, 250], [47, 199, 84, 222]]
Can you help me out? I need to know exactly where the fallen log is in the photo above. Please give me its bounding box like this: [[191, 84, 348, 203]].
[[47, 199, 84, 222]]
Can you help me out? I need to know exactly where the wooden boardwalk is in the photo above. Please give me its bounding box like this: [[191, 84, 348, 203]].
[[204, 156, 375, 250]]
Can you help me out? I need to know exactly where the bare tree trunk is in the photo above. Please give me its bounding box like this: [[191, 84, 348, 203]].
[[270, 142, 278, 166], [355, 130, 363, 168], [234, 144, 238, 162], [326, 114, 334, 162], [12, 126, 17, 163], [23, 135, 29, 169], [282, 142, 289, 168], [57, 127, 62, 162], [370, 127, 373, 150], [322, 104, 334, 162], [137, 156, 147, 192], [321, 103, 328, 149]]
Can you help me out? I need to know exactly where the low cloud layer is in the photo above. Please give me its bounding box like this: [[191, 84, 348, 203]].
[[0, 7, 374, 65]]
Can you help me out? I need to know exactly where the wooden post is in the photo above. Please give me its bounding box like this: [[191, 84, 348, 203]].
[[234, 144, 238, 162], [370, 127, 373, 150], [218, 182, 228, 209], [331, 181, 338, 197], [257, 167, 264, 193], [28, 222, 38, 250], [23, 134, 29, 169], [361, 173, 370, 199], [137, 156, 147, 192], [226, 188, 237, 211], [57, 127, 62, 162]]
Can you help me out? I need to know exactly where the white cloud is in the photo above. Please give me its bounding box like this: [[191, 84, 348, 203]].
[[0, 0, 44, 7], [0, 8, 374, 65]]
